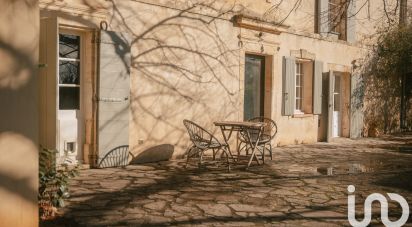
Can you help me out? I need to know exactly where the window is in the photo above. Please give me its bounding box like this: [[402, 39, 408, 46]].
[[59, 34, 81, 110], [283, 56, 323, 116], [295, 62, 304, 113], [328, 0, 347, 39]]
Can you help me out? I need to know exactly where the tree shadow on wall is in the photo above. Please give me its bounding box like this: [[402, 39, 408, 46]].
[[0, 0, 39, 219], [106, 0, 244, 161]]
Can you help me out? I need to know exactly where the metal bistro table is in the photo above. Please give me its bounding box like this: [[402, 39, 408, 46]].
[[214, 121, 265, 169]]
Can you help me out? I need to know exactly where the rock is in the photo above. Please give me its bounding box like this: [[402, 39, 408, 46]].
[[196, 204, 232, 217], [171, 204, 200, 215], [164, 209, 182, 217], [143, 201, 167, 210], [229, 204, 271, 213], [300, 210, 346, 219]]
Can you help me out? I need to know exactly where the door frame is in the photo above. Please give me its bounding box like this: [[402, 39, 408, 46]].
[[57, 28, 86, 164], [327, 70, 351, 141]]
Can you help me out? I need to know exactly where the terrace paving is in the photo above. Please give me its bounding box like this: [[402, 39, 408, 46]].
[[48, 134, 412, 226]]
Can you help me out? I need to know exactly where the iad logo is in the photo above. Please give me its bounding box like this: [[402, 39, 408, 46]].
[[347, 185, 410, 227]]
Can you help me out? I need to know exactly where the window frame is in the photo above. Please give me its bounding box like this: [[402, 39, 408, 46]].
[[328, 0, 341, 34], [294, 61, 304, 114], [328, 0, 349, 40], [58, 31, 83, 110]]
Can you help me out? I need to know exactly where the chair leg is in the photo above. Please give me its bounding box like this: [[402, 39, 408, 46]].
[[185, 146, 194, 168], [236, 142, 241, 160], [222, 147, 231, 172], [269, 144, 273, 160], [263, 146, 266, 163], [198, 149, 205, 167], [237, 142, 246, 158], [212, 148, 216, 161]]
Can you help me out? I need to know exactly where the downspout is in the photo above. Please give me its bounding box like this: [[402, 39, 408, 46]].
[[90, 29, 100, 168], [399, 0, 408, 131]]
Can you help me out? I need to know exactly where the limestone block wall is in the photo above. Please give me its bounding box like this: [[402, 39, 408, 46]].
[[0, 0, 39, 226], [38, 0, 395, 162]]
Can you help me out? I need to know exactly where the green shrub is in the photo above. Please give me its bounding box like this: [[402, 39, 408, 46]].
[[39, 147, 78, 220]]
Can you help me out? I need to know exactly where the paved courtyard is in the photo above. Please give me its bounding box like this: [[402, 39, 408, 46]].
[[49, 135, 412, 226]]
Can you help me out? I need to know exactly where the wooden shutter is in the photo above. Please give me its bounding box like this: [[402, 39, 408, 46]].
[[350, 72, 364, 138], [39, 17, 58, 150], [327, 70, 334, 141], [313, 60, 323, 114], [346, 0, 356, 43], [97, 30, 131, 166], [282, 56, 296, 116], [318, 0, 329, 35]]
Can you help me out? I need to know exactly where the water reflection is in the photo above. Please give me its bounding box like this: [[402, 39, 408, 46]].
[[317, 163, 374, 176]]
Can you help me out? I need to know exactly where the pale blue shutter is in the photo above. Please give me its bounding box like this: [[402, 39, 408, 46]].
[[97, 30, 131, 167], [318, 0, 329, 35], [282, 56, 296, 116], [346, 0, 357, 43], [350, 72, 364, 138], [313, 60, 323, 114]]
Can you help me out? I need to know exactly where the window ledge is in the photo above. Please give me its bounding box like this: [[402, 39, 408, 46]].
[[329, 31, 340, 36], [293, 113, 314, 118]]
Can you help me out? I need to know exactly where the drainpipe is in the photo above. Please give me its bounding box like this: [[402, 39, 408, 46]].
[[90, 29, 100, 168], [399, 0, 408, 131]]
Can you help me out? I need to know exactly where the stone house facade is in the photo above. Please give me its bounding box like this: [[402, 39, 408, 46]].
[[36, 0, 393, 166], [0, 1, 406, 225]]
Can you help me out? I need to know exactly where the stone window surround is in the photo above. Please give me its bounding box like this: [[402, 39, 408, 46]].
[[290, 49, 316, 117]]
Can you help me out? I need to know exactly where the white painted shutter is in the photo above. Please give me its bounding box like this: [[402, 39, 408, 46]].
[[327, 70, 334, 141], [39, 17, 58, 150], [350, 72, 364, 138], [346, 0, 357, 43], [282, 56, 296, 116], [318, 0, 329, 35], [313, 60, 323, 114], [97, 30, 131, 166]]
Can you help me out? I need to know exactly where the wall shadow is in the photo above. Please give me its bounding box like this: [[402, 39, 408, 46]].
[[130, 144, 174, 164]]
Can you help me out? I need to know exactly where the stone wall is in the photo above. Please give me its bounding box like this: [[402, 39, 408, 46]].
[[0, 0, 39, 226], [38, 0, 396, 162]]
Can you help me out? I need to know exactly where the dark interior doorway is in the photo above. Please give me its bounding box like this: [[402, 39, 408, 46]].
[[244, 54, 265, 120]]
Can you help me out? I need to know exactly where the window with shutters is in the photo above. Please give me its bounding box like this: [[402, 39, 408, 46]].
[[283, 57, 323, 116], [328, 0, 348, 40], [317, 0, 355, 42]]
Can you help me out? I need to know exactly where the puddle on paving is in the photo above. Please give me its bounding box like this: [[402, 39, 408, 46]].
[[317, 163, 372, 175], [316, 162, 409, 176], [397, 146, 412, 154]]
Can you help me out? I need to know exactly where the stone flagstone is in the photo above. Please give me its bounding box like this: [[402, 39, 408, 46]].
[[44, 134, 412, 226]]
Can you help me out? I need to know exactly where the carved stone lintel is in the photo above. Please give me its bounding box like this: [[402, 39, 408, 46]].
[[234, 15, 283, 35], [290, 49, 316, 60]]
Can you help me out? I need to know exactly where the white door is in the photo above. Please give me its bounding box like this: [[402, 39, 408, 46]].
[[332, 75, 341, 137], [57, 32, 83, 164]]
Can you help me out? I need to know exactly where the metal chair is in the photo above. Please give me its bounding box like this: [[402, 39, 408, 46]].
[[183, 119, 230, 169], [238, 117, 278, 162]]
